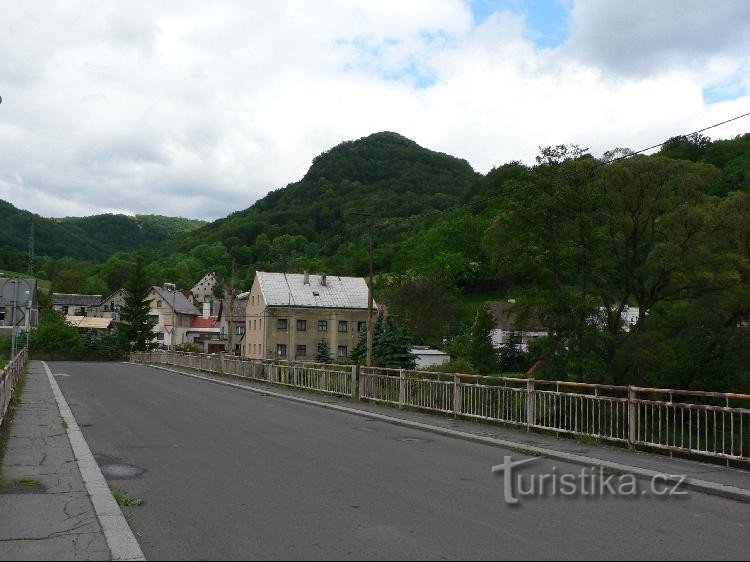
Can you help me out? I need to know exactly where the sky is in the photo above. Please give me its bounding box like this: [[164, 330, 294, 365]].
[[1, 0, 749, 221]]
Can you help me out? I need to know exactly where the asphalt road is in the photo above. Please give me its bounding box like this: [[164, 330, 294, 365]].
[[52, 361, 749, 561]]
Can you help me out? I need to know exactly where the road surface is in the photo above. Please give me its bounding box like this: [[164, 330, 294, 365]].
[[52, 361, 749, 560]]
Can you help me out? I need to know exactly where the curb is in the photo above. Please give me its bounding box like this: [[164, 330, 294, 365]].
[[44, 362, 146, 561], [141, 363, 750, 504]]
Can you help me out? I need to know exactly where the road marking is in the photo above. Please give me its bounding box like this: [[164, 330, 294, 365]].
[[43, 362, 146, 561]]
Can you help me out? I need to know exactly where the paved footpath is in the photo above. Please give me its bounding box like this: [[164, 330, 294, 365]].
[[0, 361, 142, 561]]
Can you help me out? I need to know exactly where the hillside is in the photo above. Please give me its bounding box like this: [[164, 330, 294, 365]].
[[168, 132, 479, 276], [0, 202, 205, 263]]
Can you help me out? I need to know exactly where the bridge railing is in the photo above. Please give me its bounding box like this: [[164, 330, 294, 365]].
[[131, 351, 750, 464], [132, 351, 356, 399], [0, 347, 29, 428]]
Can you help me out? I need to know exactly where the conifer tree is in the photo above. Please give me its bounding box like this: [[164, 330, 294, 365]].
[[119, 254, 157, 352]]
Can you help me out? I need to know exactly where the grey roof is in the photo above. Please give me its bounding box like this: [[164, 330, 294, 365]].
[[151, 286, 201, 315], [0, 278, 38, 306], [488, 301, 546, 332], [52, 293, 102, 307], [256, 272, 372, 309]]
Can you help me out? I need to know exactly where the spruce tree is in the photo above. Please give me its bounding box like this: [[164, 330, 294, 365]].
[[349, 330, 368, 365], [315, 340, 332, 364], [119, 255, 157, 352], [373, 312, 416, 370], [468, 304, 499, 374]]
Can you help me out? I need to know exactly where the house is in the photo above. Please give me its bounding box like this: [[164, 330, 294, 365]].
[[411, 346, 450, 369], [95, 289, 128, 323], [0, 276, 39, 336], [147, 285, 201, 348], [488, 300, 547, 352], [191, 272, 221, 315], [186, 314, 226, 354], [52, 293, 102, 317], [225, 291, 248, 356], [245, 272, 373, 361]]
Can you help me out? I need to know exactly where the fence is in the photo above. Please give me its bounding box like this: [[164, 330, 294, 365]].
[[131, 351, 750, 464], [0, 347, 29, 428]]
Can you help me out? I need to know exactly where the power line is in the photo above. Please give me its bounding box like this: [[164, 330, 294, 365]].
[[370, 109, 750, 229]]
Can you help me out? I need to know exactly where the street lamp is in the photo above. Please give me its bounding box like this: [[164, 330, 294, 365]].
[[164, 282, 176, 350]]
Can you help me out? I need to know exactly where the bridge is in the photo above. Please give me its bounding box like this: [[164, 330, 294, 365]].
[[1, 352, 749, 560]]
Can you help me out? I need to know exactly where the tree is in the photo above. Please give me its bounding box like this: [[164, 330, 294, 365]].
[[349, 330, 368, 365], [381, 275, 462, 345], [118, 254, 157, 352], [467, 305, 498, 374], [315, 340, 332, 364], [29, 313, 85, 357], [373, 312, 416, 369], [497, 332, 529, 373]]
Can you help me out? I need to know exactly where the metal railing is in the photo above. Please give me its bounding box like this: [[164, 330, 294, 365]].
[[131, 351, 750, 464], [0, 347, 29, 428], [133, 351, 357, 399]]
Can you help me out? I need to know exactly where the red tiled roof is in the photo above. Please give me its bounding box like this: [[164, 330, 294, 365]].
[[190, 316, 220, 329]]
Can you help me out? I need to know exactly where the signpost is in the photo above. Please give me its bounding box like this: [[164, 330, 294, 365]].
[[2, 278, 31, 359]]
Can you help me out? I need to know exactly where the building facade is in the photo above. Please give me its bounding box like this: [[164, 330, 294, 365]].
[[147, 285, 200, 348], [245, 272, 372, 361], [52, 293, 102, 317]]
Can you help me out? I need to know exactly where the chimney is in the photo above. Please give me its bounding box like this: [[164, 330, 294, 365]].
[[203, 302, 210, 319], [321, 273, 327, 287], [304, 271, 309, 285]]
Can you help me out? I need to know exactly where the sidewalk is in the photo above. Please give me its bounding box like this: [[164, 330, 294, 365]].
[[0, 361, 110, 560], [148, 362, 750, 500]]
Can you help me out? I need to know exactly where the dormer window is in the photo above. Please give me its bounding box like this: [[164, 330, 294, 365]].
[[313, 291, 320, 297]]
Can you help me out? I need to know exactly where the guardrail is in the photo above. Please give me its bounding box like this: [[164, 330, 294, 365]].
[[132, 351, 750, 464], [0, 347, 29, 428], [133, 351, 356, 399]]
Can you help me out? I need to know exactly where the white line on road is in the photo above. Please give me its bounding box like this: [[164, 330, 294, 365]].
[[43, 361, 146, 562]]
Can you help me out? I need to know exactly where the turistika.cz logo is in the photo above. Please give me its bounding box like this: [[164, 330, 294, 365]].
[[491, 456, 688, 505]]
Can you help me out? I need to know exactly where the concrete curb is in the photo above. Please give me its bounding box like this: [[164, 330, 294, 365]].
[[44, 361, 147, 561], [144, 363, 750, 504]]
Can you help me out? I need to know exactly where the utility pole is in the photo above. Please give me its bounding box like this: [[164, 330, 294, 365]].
[[227, 259, 237, 355], [28, 222, 34, 276], [352, 212, 375, 367]]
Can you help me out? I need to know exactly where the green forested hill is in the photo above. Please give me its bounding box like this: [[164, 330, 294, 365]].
[[165, 131, 479, 276], [0, 201, 205, 263]]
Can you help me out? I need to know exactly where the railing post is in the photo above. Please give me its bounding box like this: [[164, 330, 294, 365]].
[[351, 365, 359, 401], [628, 386, 636, 447], [216, 353, 224, 375], [527, 378, 536, 430], [453, 374, 462, 418], [399, 369, 405, 409]]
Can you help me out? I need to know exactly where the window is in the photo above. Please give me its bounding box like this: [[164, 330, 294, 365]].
[[0, 309, 5, 322], [277, 318, 288, 331], [296, 345, 307, 357], [358, 321, 367, 332], [236, 326, 245, 335], [297, 319, 307, 332], [276, 344, 287, 357], [338, 320, 348, 333], [157, 300, 162, 308], [318, 320, 328, 332], [337, 345, 348, 357], [157, 332, 164, 341]]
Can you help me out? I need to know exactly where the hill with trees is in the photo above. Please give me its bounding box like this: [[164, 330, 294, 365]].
[[0, 202, 205, 264]]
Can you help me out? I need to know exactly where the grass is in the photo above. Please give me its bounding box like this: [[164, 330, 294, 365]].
[[18, 477, 41, 487], [112, 488, 144, 507], [0, 367, 29, 488], [0, 270, 51, 292]]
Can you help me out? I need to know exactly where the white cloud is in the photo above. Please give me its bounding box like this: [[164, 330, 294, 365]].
[[0, 0, 748, 221]]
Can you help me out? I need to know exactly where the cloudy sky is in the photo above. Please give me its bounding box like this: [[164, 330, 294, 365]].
[[1, 0, 749, 221]]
